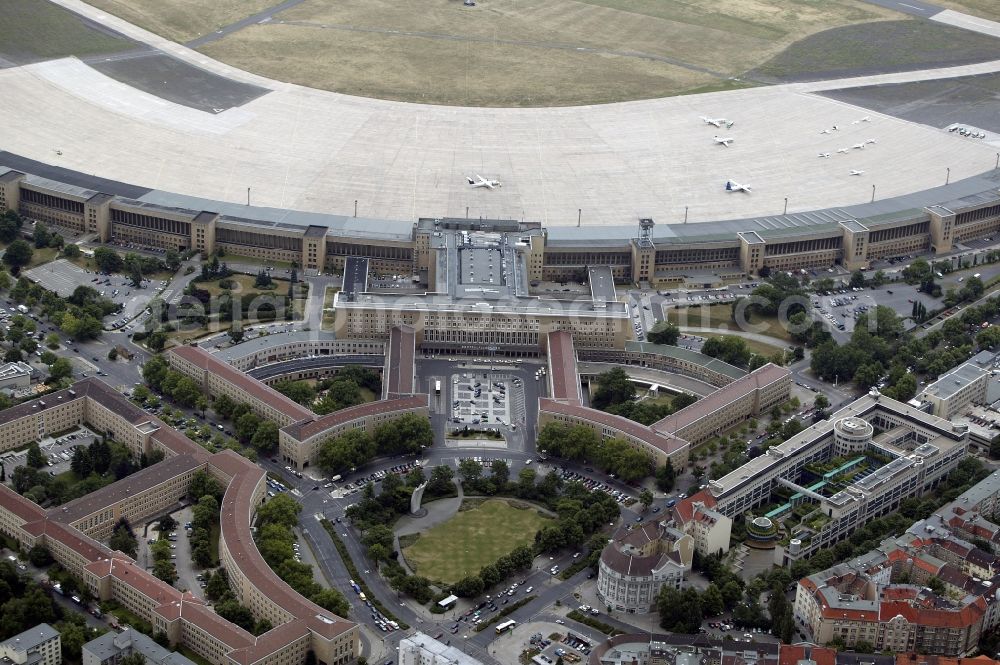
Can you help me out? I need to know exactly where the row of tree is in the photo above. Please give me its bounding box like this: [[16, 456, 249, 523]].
[[535, 422, 653, 482], [273, 366, 382, 415], [0, 555, 104, 659], [9, 279, 118, 341], [254, 493, 350, 617], [316, 413, 432, 476], [14, 437, 146, 506], [189, 470, 223, 569], [590, 367, 700, 426]]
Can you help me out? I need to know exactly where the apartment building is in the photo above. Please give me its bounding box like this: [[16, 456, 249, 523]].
[[0, 624, 60, 665], [671, 495, 732, 557], [580, 341, 748, 389], [278, 395, 430, 469], [540, 333, 790, 472], [0, 362, 32, 392], [794, 536, 991, 656], [83, 628, 197, 665], [0, 382, 359, 665], [54, 454, 204, 540], [596, 520, 693, 614], [918, 352, 993, 420]]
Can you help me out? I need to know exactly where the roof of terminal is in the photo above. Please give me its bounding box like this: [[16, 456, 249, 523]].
[[214, 331, 340, 363], [6, 163, 1000, 248], [624, 341, 747, 379], [168, 346, 313, 423], [587, 266, 617, 302]]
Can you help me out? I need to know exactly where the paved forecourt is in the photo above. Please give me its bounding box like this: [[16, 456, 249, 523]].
[[1, 0, 999, 227]]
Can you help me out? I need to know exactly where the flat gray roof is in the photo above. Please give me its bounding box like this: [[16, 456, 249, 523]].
[[136, 189, 415, 241], [339, 292, 628, 317], [922, 362, 987, 400], [215, 331, 340, 362], [588, 266, 617, 302], [0, 623, 58, 652]]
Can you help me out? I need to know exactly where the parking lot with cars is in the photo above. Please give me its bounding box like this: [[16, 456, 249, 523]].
[[557, 469, 637, 508], [22, 258, 170, 331], [335, 460, 421, 498], [451, 374, 513, 427], [1, 426, 96, 478]]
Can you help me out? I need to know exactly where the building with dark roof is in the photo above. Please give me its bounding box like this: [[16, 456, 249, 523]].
[[596, 519, 693, 613]]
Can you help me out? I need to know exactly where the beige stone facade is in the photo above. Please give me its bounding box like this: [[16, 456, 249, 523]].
[[5, 167, 1000, 282]]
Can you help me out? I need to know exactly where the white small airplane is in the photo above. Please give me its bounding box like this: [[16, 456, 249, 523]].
[[852, 143, 866, 150], [850, 170, 865, 176], [725, 180, 751, 193], [865, 138, 877, 145], [466, 174, 501, 189], [817, 152, 831, 158], [714, 136, 735, 147], [861, 116, 872, 122], [820, 129, 832, 135], [701, 116, 734, 128], [837, 147, 850, 154]]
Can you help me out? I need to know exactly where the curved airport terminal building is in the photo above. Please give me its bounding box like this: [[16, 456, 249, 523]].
[[2, 163, 1000, 288]]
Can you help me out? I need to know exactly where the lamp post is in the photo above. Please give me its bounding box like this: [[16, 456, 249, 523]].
[[783, 197, 788, 215], [946, 167, 951, 186], [871, 184, 876, 203], [684, 206, 688, 224], [354, 200, 358, 218], [246, 187, 250, 206]]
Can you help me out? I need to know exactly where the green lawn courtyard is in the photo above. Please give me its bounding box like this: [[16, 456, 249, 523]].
[[401, 499, 551, 585]]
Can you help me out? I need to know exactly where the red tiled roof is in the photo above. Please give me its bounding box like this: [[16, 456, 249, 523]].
[[897, 655, 1000, 665], [547, 331, 581, 403], [651, 363, 790, 435], [820, 606, 879, 622], [218, 460, 355, 640], [51, 453, 203, 524], [878, 596, 986, 628], [0, 484, 45, 523], [168, 346, 312, 423], [779, 645, 836, 665], [912, 555, 945, 576], [384, 325, 416, 396], [539, 398, 687, 455], [673, 491, 717, 527], [281, 394, 429, 442]]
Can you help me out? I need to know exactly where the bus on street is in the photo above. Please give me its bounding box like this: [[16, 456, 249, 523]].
[[495, 620, 516, 635]]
